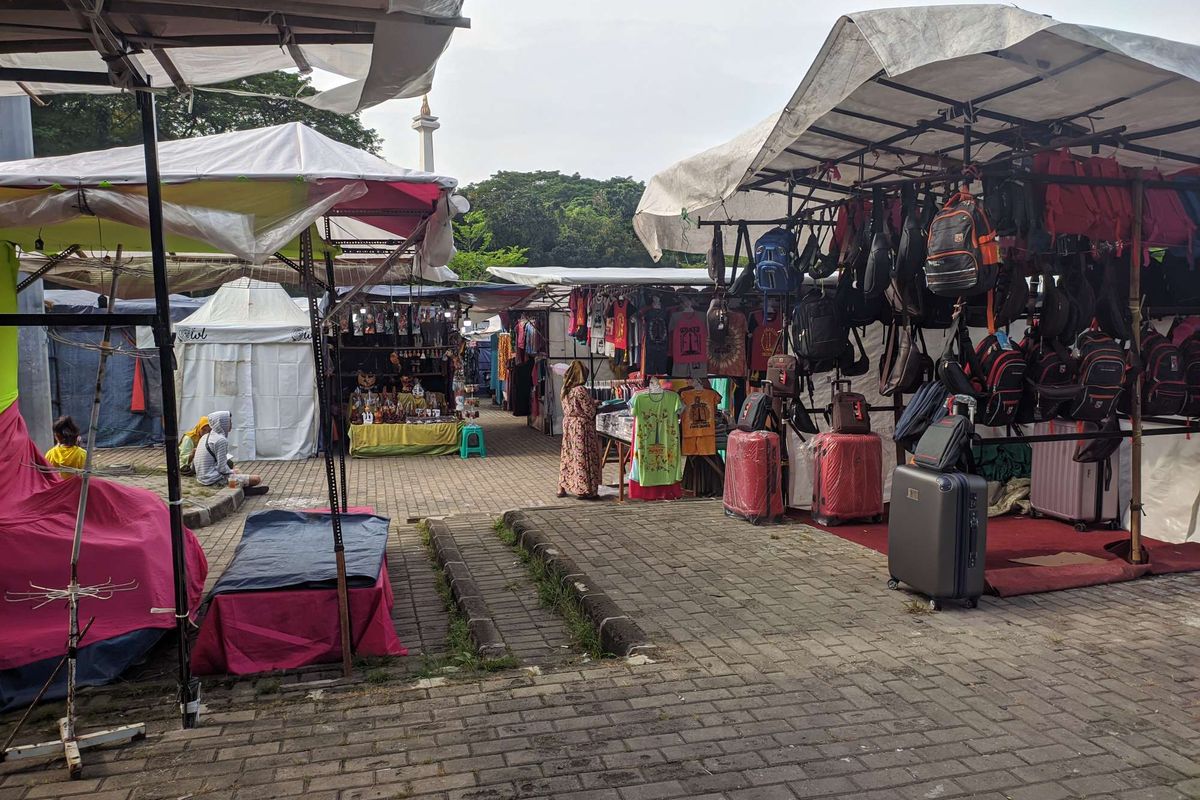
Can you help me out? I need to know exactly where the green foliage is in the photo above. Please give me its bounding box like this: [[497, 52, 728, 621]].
[[31, 72, 382, 157], [459, 171, 675, 270], [447, 210, 529, 283]]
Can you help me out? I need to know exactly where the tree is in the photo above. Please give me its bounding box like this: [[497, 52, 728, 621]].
[[448, 210, 529, 283], [461, 171, 674, 269], [31, 72, 382, 156]]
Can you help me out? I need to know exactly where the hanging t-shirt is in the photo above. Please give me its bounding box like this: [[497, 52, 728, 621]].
[[568, 289, 589, 341], [640, 306, 671, 376], [749, 312, 784, 372], [707, 311, 748, 377], [671, 310, 708, 366], [631, 389, 684, 487], [589, 297, 607, 356], [610, 300, 629, 352], [679, 387, 721, 456]]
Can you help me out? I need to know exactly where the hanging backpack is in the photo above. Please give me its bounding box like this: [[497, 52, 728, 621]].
[[1019, 332, 1077, 423], [893, 379, 950, 451], [835, 197, 871, 272], [965, 263, 1028, 330], [791, 287, 848, 366], [754, 227, 800, 297], [1038, 270, 1072, 340], [1180, 333, 1200, 418], [924, 189, 1001, 297], [969, 332, 1027, 427], [863, 187, 893, 301], [879, 320, 930, 397], [1095, 250, 1132, 341], [706, 225, 726, 285], [737, 392, 776, 432], [727, 223, 756, 297], [894, 185, 925, 283], [1129, 328, 1187, 417], [1083, 156, 1133, 242], [1142, 168, 1196, 249], [1065, 329, 1126, 422], [1035, 148, 1101, 239], [1058, 257, 1096, 347]]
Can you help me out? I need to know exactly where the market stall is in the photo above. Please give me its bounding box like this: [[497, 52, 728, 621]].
[[633, 4, 1200, 594]]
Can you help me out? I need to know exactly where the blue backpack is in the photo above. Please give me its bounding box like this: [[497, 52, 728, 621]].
[[754, 227, 799, 313]]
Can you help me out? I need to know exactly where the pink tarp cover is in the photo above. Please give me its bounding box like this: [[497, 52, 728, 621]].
[[190, 562, 406, 675], [0, 402, 208, 670]]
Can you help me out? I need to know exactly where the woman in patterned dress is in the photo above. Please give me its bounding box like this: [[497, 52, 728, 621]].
[[557, 361, 602, 499]]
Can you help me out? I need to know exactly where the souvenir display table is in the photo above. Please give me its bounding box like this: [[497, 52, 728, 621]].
[[596, 410, 634, 502], [349, 418, 464, 457]]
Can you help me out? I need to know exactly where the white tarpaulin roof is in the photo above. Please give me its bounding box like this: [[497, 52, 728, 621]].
[[0, 123, 460, 278], [635, 4, 1200, 259], [174, 279, 319, 460], [488, 266, 727, 287], [0, 2, 468, 114], [175, 278, 312, 345]]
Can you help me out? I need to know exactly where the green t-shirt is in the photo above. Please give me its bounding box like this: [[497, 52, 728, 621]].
[[631, 390, 684, 487]]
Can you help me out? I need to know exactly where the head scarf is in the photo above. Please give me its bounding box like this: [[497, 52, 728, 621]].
[[207, 410, 232, 437], [561, 360, 589, 398], [184, 416, 209, 445]]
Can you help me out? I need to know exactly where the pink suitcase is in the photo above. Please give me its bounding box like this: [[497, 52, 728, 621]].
[[723, 429, 783, 524], [812, 432, 884, 526], [1029, 422, 1120, 530]]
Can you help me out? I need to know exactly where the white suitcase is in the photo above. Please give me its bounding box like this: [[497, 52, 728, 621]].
[[1029, 422, 1120, 531]]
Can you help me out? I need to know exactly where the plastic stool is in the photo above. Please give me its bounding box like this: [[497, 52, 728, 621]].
[[460, 423, 486, 459]]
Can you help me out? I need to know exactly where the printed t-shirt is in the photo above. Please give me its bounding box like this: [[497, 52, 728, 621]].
[[640, 307, 670, 375], [589, 298, 606, 356], [679, 388, 720, 456], [630, 390, 684, 487], [749, 312, 784, 372], [707, 311, 747, 377], [610, 300, 629, 352], [670, 310, 708, 365]]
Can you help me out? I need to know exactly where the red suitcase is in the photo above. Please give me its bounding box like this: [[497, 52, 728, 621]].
[[812, 432, 884, 526], [723, 429, 783, 524]]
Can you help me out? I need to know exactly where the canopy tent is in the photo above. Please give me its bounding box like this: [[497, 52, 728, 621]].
[[0, 2, 468, 114], [174, 279, 319, 461], [635, 4, 1200, 259], [487, 265, 728, 287], [44, 290, 205, 448], [0, 122, 461, 274]]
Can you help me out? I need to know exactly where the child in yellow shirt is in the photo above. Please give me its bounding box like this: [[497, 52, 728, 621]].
[[44, 416, 87, 479]]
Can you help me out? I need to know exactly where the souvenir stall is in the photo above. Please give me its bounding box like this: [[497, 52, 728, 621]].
[[633, 4, 1200, 599]]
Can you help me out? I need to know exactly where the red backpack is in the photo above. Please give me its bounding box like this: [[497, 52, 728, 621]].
[[1035, 148, 1101, 238], [1083, 157, 1133, 242], [1142, 168, 1196, 249]]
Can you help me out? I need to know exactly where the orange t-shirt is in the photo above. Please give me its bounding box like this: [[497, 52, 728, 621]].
[[679, 388, 720, 456]]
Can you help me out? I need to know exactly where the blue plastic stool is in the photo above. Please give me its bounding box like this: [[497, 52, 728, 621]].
[[460, 423, 486, 459]]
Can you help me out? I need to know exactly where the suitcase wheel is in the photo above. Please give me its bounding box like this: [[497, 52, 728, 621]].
[[887, 577, 900, 591], [1073, 522, 1089, 533], [929, 598, 941, 612], [965, 597, 979, 609], [1106, 520, 1120, 531]]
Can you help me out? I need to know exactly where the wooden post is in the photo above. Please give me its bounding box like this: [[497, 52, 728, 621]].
[[1128, 169, 1145, 564]]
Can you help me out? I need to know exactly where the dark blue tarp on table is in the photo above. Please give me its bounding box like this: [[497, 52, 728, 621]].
[[209, 510, 391, 597]]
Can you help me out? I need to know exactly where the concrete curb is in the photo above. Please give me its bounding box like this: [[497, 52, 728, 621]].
[[425, 519, 508, 658], [501, 510, 653, 658], [182, 485, 244, 529]]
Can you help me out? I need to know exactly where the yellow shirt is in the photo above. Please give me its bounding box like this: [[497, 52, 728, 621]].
[[45, 444, 87, 479]]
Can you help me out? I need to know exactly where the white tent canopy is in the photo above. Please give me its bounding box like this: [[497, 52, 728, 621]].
[[0, 2, 468, 114], [488, 266, 729, 287], [635, 4, 1200, 260], [0, 123, 461, 279], [175, 279, 319, 460]]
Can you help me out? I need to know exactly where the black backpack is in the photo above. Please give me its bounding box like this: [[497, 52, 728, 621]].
[[1180, 333, 1200, 418], [1019, 333, 1076, 422], [925, 190, 1001, 297], [863, 188, 893, 301], [894, 186, 926, 283], [736, 392, 776, 432], [1132, 329, 1187, 417], [791, 287, 848, 365], [970, 333, 1027, 427], [1065, 329, 1126, 421], [1095, 250, 1132, 341]]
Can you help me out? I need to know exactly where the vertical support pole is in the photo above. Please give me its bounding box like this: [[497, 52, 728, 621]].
[[138, 89, 198, 728], [301, 230, 354, 676], [323, 251, 348, 511], [1127, 169, 1145, 564]]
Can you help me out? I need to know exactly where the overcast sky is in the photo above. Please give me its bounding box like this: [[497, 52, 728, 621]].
[[314, 1, 1200, 186]]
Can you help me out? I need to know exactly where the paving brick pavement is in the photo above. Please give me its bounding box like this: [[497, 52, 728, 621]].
[[3, 411, 1198, 799]]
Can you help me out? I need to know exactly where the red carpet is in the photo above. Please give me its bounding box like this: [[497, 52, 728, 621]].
[[799, 511, 1200, 596]]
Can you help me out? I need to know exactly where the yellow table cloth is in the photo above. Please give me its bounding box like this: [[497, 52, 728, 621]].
[[350, 421, 463, 457]]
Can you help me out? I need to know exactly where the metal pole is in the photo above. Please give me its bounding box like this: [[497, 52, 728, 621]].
[[1128, 170, 1145, 564], [301, 230, 353, 676], [137, 89, 199, 728], [323, 251, 348, 511]]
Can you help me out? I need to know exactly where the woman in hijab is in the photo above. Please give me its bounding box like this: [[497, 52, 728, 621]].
[[178, 415, 209, 475], [558, 361, 602, 499], [193, 410, 267, 494]]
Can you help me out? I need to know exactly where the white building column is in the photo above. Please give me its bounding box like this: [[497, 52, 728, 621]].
[[411, 94, 440, 173]]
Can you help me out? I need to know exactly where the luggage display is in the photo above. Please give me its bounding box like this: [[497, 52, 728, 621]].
[[888, 465, 987, 610], [811, 432, 883, 526], [784, 425, 815, 511], [1029, 422, 1120, 531], [723, 429, 783, 524], [829, 379, 871, 434]]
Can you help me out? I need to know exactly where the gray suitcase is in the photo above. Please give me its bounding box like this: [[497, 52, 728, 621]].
[[887, 465, 987, 610], [1029, 422, 1120, 531]]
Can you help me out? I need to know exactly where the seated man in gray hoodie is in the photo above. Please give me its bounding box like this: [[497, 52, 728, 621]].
[[193, 410, 267, 494]]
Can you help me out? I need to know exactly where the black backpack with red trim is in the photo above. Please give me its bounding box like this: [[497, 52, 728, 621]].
[[1126, 329, 1187, 417], [970, 333, 1027, 427], [1065, 329, 1126, 421], [924, 190, 1001, 297], [1018, 332, 1076, 423], [1181, 334, 1200, 418]]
